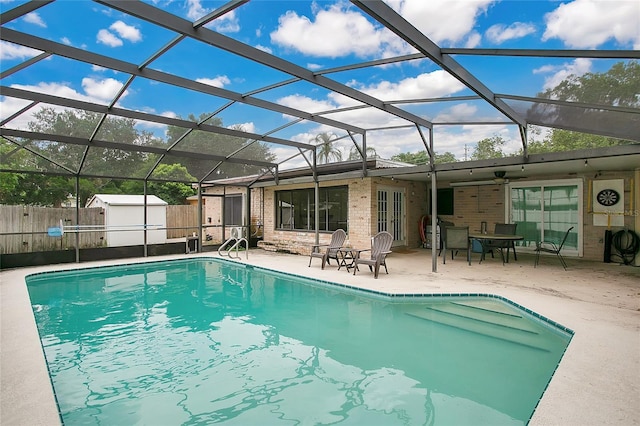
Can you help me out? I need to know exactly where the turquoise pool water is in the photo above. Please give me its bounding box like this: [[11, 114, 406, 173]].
[[27, 258, 572, 425]]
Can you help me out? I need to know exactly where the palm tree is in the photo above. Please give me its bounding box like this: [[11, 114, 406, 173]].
[[313, 132, 342, 164]]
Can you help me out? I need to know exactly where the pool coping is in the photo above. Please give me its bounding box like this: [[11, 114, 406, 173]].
[[2, 251, 639, 425]]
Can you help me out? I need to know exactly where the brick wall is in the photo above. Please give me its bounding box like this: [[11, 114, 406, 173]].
[[445, 170, 638, 261], [254, 168, 637, 261], [258, 177, 428, 255]]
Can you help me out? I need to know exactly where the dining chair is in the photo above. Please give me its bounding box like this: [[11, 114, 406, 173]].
[[485, 223, 518, 262], [442, 226, 471, 265]]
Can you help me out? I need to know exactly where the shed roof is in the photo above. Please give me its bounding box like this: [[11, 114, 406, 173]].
[[87, 194, 168, 207]]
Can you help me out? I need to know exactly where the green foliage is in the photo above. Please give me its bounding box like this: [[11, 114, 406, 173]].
[[347, 145, 377, 160], [2, 108, 273, 205], [471, 136, 505, 160], [530, 60, 638, 153], [0, 172, 73, 206], [540, 61, 639, 107], [165, 114, 276, 179], [391, 150, 457, 165]]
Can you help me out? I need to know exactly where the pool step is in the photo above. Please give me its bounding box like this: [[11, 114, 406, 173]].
[[406, 301, 550, 351]]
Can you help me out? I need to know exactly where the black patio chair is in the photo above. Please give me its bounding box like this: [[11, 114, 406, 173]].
[[534, 226, 574, 270], [484, 223, 518, 263]]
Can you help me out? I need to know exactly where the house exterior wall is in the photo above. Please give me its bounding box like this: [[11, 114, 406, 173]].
[[258, 177, 428, 255], [253, 167, 637, 262], [442, 169, 637, 262], [200, 186, 264, 243]]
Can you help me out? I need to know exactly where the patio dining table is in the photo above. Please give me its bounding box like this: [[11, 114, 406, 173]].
[[469, 233, 524, 264]]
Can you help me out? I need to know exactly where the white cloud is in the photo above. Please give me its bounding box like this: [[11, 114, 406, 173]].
[[255, 44, 273, 54], [229, 122, 256, 133], [23, 12, 46, 27], [543, 0, 640, 48], [61, 37, 72, 46], [351, 70, 466, 101], [196, 76, 231, 88], [0, 41, 40, 60], [465, 31, 482, 48], [110, 21, 142, 43], [82, 77, 127, 102], [1, 80, 125, 131], [97, 28, 123, 47], [277, 94, 336, 114], [533, 58, 593, 91], [97, 21, 141, 47], [394, 0, 496, 45], [270, 4, 385, 58], [485, 22, 536, 44], [186, 0, 240, 32]]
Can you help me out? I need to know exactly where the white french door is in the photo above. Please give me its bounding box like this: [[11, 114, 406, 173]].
[[377, 187, 406, 246]]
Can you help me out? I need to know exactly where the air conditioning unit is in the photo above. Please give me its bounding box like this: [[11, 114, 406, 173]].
[[231, 226, 244, 239]]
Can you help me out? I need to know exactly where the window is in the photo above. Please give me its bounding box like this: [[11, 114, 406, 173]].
[[224, 194, 243, 226], [276, 186, 348, 232], [436, 188, 454, 216]]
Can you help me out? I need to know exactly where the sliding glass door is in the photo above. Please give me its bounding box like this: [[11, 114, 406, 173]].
[[508, 179, 582, 256]]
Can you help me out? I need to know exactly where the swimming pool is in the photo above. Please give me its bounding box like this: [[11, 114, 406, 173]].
[[27, 257, 572, 425]]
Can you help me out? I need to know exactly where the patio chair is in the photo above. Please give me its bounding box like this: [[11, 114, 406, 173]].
[[534, 226, 574, 270], [442, 226, 471, 265], [352, 231, 393, 278], [484, 223, 518, 263], [308, 229, 347, 269], [438, 221, 455, 256]]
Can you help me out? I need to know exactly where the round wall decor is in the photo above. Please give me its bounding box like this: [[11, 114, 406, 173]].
[[596, 188, 620, 206]]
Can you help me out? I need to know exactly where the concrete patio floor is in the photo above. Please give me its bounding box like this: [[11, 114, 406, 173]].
[[2, 248, 639, 425]]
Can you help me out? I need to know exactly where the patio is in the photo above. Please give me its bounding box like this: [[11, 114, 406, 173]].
[[1, 248, 638, 425]]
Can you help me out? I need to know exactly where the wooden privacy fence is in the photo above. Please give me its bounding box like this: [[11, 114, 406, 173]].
[[0, 204, 199, 254], [166, 205, 199, 239], [0, 205, 105, 254]]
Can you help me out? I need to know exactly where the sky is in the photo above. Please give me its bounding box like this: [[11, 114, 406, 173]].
[[1, 0, 638, 170]]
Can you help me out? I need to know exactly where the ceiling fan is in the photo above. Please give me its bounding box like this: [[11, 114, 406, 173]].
[[450, 170, 524, 187]]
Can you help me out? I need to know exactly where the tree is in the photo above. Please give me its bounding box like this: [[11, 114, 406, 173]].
[[165, 115, 276, 180], [347, 145, 377, 161], [120, 164, 197, 205], [528, 61, 638, 153], [434, 151, 457, 164], [471, 136, 505, 160], [313, 132, 342, 164], [391, 150, 458, 165]]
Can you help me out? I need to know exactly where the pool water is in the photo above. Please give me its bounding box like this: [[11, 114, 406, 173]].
[[27, 258, 572, 425]]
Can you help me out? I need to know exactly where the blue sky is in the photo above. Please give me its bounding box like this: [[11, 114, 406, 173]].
[[1, 0, 638, 168]]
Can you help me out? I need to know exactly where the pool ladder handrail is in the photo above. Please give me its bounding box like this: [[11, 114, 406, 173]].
[[218, 236, 248, 260]]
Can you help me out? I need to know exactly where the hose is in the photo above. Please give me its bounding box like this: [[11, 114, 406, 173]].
[[610, 229, 640, 266]]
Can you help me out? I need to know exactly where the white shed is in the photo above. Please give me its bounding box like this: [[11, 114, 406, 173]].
[[86, 194, 168, 247]]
